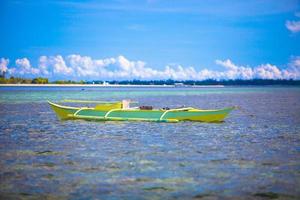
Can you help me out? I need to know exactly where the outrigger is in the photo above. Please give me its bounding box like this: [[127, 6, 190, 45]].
[[48, 100, 234, 123]]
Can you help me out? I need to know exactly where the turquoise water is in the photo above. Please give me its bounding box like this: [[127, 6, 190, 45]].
[[0, 86, 300, 199], [1, 86, 299, 103]]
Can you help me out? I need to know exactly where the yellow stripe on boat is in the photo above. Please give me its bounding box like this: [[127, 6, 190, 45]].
[[94, 102, 123, 111]]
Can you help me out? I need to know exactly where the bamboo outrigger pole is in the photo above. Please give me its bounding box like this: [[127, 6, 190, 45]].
[[63, 99, 138, 104], [63, 99, 121, 104]]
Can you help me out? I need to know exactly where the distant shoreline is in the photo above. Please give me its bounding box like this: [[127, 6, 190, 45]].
[[0, 84, 225, 87], [1, 77, 300, 86]]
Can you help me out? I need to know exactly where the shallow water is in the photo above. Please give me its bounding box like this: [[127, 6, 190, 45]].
[[0, 86, 300, 199]]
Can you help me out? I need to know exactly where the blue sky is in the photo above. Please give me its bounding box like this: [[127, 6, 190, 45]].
[[1, 0, 300, 80]]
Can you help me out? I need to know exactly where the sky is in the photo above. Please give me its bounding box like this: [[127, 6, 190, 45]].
[[0, 0, 300, 80]]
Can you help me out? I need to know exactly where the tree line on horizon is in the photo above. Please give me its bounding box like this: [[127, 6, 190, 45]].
[[0, 76, 300, 85], [0, 76, 85, 84]]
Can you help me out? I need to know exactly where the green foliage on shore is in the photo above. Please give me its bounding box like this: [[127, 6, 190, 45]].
[[0, 76, 33, 84], [0, 77, 48, 84], [0, 77, 88, 84], [32, 77, 49, 84], [53, 80, 85, 84]]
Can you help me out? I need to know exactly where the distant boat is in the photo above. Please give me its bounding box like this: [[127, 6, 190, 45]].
[[174, 83, 187, 87], [48, 100, 234, 123]]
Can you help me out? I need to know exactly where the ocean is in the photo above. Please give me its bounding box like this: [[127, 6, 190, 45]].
[[0, 86, 299, 199]]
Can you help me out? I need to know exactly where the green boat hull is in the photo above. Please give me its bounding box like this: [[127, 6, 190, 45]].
[[48, 101, 234, 123]]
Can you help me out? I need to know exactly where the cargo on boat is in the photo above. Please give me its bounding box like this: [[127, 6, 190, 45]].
[[48, 100, 234, 123]]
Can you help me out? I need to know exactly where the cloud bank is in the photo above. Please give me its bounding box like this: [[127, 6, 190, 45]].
[[1, 55, 300, 80]]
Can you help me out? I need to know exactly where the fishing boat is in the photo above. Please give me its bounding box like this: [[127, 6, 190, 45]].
[[48, 100, 234, 123]]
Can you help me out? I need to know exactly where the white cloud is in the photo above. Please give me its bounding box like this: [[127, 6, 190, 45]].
[[50, 55, 73, 75], [215, 58, 300, 80], [65, 54, 163, 79], [66, 54, 116, 77], [216, 59, 238, 71], [285, 56, 300, 79], [37, 55, 73, 76], [0, 58, 9, 73], [38, 56, 50, 75], [289, 56, 300, 68], [16, 58, 30, 69], [286, 13, 300, 33], [2, 55, 300, 80], [215, 59, 254, 79], [15, 58, 40, 75], [286, 20, 300, 33], [254, 64, 282, 79], [114, 55, 160, 79]]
